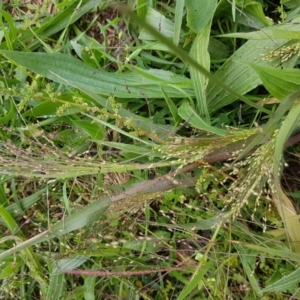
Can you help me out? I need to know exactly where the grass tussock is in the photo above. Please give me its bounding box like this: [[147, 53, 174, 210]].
[[1, 1, 300, 299]]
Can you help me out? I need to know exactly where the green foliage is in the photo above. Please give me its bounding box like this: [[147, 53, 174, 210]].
[[1, 0, 300, 299], [185, 0, 217, 32]]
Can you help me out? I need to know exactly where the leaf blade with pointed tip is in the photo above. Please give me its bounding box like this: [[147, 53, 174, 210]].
[[186, 0, 217, 32], [249, 64, 300, 99], [178, 100, 226, 135], [0, 51, 194, 99]]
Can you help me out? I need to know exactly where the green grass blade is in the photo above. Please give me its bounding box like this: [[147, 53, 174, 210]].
[[178, 100, 226, 135], [123, 7, 271, 114], [0, 205, 48, 295], [249, 64, 300, 99], [177, 261, 212, 300], [22, 100, 81, 117], [0, 196, 111, 260], [136, 0, 148, 19], [237, 90, 300, 161], [185, 0, 217, 32], [0, 204, 19, 233], [189, 21, 212, 121], [85, 91, 173, 141], [173, 0, 184, 46], [219, 29, 300, 40], [273, 100, 300, 253], [232, 0, 236, 22], [84, 271, 97, 300], [53, 255, 89, 273], [4, 188, 47, 217], [0, 10, 17, 50], [72, 119, 104, 140], [259, 267, 300, 294], [139, 7, 175, 41], [0, 51, 194, 99], [46, 273, 65, 300], [95, 141, 157, 156], [161, 87, 181, 125], [239, 242, 300, 261], [238, 246, 261, 295], [0, 98, 15, 124], [207, 18, 300, 112], [82, 112, 153, 146], [0, 0, 103, 51]]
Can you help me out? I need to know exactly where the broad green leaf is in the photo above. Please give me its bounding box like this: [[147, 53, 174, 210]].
[[207, 17, 300, 112], [177, 262, 212, 300], [259, 267, 300, 294], [139, 7, 176, 41], [250, 64, 300, 99], [137, 0, 148, 19], [138, 7, 228, 60], [215, 0, 271, 29], [178, 100, 226, 135], [272, 189, 300, 253], [240, 243, 300, 261], [206, 39, 286, 112], [0, 10, 17, 50], [273, 100, 300, 253], [0, 196, 111, 260], [72, 119, 104, 140], [208, 37, 229, 60], [84, 268, 97, 300], [0, 99, 15, 124], [22, 100, 81, 117], [235, 1, 272, 28], [46, 273, 65, 300], [219, 29, 300, 40], [0, 259, 21, 279], [127, 9, 272, 114], [173, 0, 185, 45], [186, 0, 217, 32], [53, 255, 88, 273], [238, 246, 261, 295], [285, 0, 300, 9], [6, 188, 48, 217], [1, 51, 194, 99], [189, 21, 212, 121]]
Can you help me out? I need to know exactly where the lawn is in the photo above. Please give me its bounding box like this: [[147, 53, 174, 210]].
[[1, 0, 300, 299]]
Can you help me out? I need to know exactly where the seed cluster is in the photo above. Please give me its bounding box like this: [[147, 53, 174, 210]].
[[159, 128, 257, 169], [223, 137, 277, 223], [261, 42, 300, 63]]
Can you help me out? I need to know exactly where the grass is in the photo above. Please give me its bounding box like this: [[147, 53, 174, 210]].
[[1, 0, 300, 299]]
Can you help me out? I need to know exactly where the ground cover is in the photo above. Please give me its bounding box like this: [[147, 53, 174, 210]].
[[1, 0, 300, 299]]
